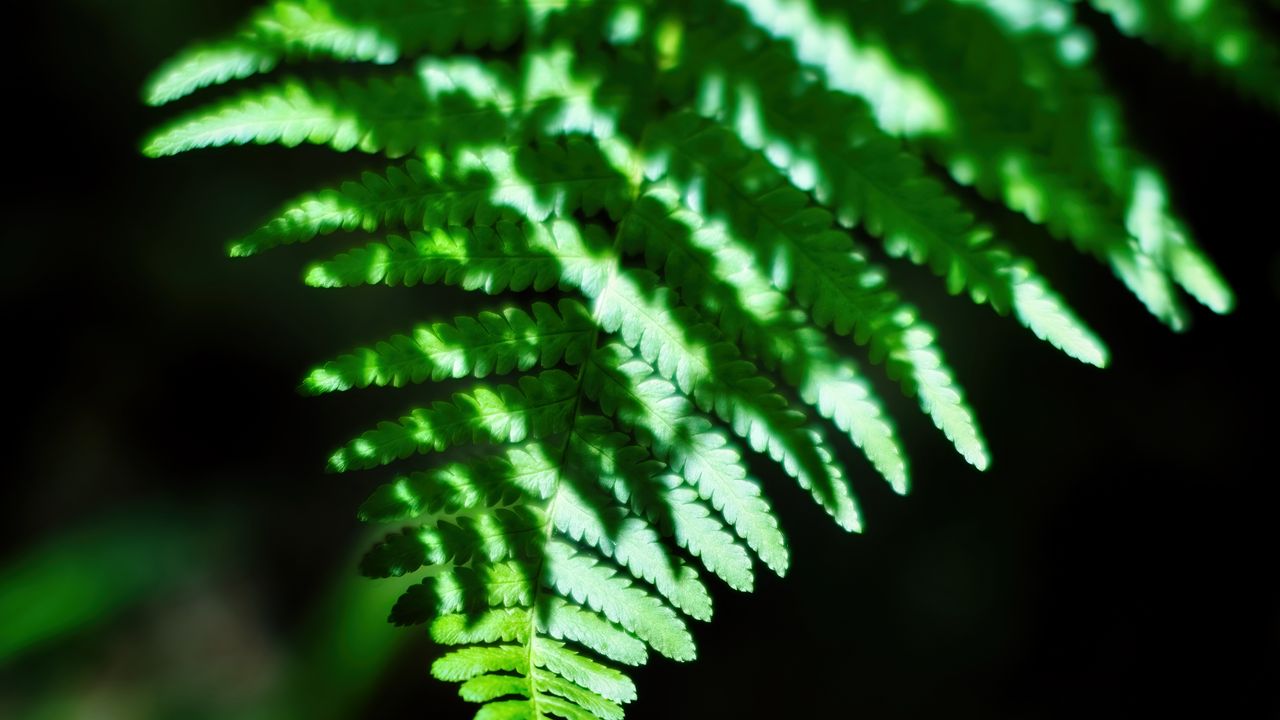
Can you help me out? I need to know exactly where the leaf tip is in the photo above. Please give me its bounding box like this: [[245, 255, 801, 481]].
[[325, 452, 348, 474], [226, 240, 255, 258], [303, 263, 339, 287]]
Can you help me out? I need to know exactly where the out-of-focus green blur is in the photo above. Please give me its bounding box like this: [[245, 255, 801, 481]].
[[0, 509, 414, 720]]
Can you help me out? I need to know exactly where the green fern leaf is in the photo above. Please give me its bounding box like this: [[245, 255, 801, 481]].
[[585, 345, 790, 576], [145, 49, 614, 159], [621, 191, 910, 491], [731, 0, 1231, 326], [550, 481, 713, 621], [589, 265, 859, 529], [143, 0, 561, 106], [681, 39, 1108, 366], [568, 417, 756, 593], [537, 596, 648, 667], [327, 369, 580, 472], [229, 140, 628, 257], [303, 299, 595, 392], [302, 218, 610, 293], [144, 0, 1250, 715], [543, 539, 696, 662], [646, 114, 990, 469], [1085, 0, 1280, 110]]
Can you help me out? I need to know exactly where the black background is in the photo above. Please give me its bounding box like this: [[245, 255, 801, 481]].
[[3, 1, 1277, 718]]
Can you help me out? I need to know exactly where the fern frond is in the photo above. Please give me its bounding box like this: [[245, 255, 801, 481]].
[[340, 358, 749, 719], [327, 369, 580, 472], [621, 191, 910, 491], [543, 539, 696, 662], [302, 217, 615, 296], [145, 74, 466, 158], [537, 596, 649, 666], [675, 29, 1108, 366], [230, 139, 629, 257], [145, 0, 1249, 715], [550, 480, 713, 621], [303, 299, 595, 392], [646, 114, 990, 469], [357, 443, 558, 524], [589, 265, 859, 529], [585, 344, 790, 576], [145, 49, 614, 159], [731, 0, 1232, 326], [568, 416, 756, 593], [145, 42, 282, 108], [144, 0, 563, 106], [528, 638, 635, 703], [1085, 0, 1280, 110]]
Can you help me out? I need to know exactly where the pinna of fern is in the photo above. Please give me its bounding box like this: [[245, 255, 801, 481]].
[[143, 1, 1258, 718]]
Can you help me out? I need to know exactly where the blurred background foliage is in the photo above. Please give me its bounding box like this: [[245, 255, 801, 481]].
[[2, 1, 1277, 718]]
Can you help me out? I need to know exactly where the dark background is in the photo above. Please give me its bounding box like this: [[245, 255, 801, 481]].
[[3, 1, 1277, 718]]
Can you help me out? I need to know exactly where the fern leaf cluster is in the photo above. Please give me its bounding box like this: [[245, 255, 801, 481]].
[[144, 0, 1259, 717]]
